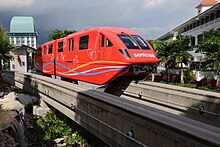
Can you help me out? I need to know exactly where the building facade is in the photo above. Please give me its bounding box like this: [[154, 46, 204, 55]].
[[157, 0, 220, 69], [8, 16, 38, 72], [8, 16, 38, 48]]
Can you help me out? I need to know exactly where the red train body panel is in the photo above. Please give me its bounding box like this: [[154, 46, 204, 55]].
[[34, 27, 158, 85]]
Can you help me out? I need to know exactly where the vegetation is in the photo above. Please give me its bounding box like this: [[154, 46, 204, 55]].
[[148, 30, 220, 92], [36, 110, 91, 146], [47, 29, 77, 41], [0, 25, 15, 71], [149, 34, 192, 83], [195, 29, 220, 84], [171, 35, 192, 83]]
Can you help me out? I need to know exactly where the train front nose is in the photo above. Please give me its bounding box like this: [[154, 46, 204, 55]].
[[126, 50, 158, 74]]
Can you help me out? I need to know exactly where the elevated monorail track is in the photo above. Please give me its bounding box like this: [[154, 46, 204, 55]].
[[3, 71, 220, 147], [120, 81, 220, 127]]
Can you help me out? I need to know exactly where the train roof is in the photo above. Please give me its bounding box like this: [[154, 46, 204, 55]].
[[67, 27, 139, 37], [41, 27, 140, 46]]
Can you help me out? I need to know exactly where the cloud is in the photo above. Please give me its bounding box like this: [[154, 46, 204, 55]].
[[143, 0, 166, 9], [0, 0, 201, 43], [130, 27, 164, 39], [0, 0, 35, 10]]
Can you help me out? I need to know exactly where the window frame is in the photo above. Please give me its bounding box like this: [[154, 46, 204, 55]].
[[68, 38, 74, 51], [79, 35, 89, 50], [131, 35, 150, 50], [117, 34, 139, 49], [106, 38, 113, 47], [48, 44, 53, 54], [58, 41, 64, 52]]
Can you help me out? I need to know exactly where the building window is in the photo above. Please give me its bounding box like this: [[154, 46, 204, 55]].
[[201, 18, 205, 25], [197, 21, 200, 27], [205, 16, 209, 23], [190, 36, 195, 47], [58, 41, 63, 52], [216, 10, 220, 18], [187, 26, 190, 31], [79, 35, 89, 50], [197, 34, 203, 44], [193, 23, 196, 28], [210, 13, 215, 21], [12, 65, 15, 69]]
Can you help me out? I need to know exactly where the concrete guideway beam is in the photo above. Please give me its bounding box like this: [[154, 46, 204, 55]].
[[124, 81, 220, 127], [3, 71, 220, 147]]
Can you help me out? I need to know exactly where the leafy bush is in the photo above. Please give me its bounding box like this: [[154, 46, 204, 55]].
[[36, 110, 91, 146], [36, 111, 72, 141]]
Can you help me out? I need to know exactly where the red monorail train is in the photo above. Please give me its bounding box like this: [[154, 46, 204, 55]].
[[34, 27, 158, 85]]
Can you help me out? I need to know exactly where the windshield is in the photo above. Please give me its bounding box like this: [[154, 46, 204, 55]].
[[117, 34, 139, 49], [131, 35, 150, 50]]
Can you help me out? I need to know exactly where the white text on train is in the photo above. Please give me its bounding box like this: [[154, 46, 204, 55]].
[[133, 53, 155, 58]]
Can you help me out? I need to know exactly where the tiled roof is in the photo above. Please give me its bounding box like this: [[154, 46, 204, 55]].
[[195, 0, 218, 8]]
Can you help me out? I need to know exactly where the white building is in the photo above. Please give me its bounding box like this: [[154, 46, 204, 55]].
[[157, 0, 220, 69], [8, 16, 38, 72]]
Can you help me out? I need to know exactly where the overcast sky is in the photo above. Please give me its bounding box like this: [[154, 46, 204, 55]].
[[0, 0, 211, 44]]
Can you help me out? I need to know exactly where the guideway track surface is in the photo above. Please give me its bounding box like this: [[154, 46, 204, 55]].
[[3, 71, 220, 147], [122, 81, 220, 127]]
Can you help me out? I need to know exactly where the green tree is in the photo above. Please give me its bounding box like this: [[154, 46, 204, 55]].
[[196, 29, 220, 83], [172, 34, 192, 83], [151, 40, 176, 82], [47, 29, 77, 41], [0, 25, 15, 71], [150, 35, 192, 83]]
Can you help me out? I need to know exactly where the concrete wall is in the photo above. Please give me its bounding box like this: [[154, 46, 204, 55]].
[[10, 48, 27, 72]]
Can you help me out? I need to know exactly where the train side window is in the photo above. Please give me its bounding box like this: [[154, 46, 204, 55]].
[[106, 38, 113, 47], [68, 39, 74, 51], [48, 44, 53, 54], [58, 41, 63, 52], [44, 46, 47, 55], [79, 35, 89, 50], [101, 35, 105, 47], [71, 39, 74, 51], [37, 47, 42, 55]]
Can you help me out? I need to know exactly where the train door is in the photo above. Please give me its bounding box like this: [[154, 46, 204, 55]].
[[98, 34, 105, 60], [34, 47, 42, 73], [42, 43, 55, 75], [79, 34, 94, 63], [66, 38, 76, 69], [56, 38, 66, 75], [98, 34, 114, 60]]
